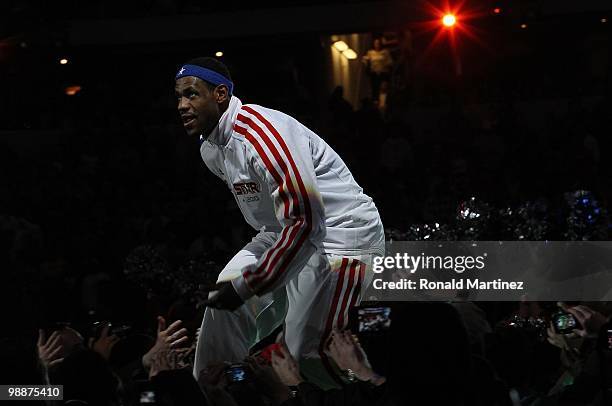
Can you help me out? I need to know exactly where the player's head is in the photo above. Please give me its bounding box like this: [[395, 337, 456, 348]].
[[175, 57, 233, 137]]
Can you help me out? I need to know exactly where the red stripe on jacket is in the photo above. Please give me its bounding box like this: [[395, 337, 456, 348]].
[[242, 106, 314, 293], [233, 117, 309, 292]]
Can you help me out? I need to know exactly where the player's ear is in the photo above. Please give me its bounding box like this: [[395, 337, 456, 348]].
[[214, 85, 230, 104]]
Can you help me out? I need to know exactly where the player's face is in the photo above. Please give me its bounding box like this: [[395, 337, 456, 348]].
[[175, 76, 222, 137]]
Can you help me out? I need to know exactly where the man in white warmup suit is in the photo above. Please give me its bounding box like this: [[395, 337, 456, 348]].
[[174, 57, 384, 387]]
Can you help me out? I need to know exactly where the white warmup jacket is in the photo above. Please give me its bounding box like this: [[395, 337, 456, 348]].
[[200, 96, 385, 300]]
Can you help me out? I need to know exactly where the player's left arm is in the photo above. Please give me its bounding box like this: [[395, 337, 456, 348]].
[[232, 108, 326, 300]]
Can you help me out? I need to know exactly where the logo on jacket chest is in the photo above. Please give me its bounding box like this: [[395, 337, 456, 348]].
[[233, 182, 261, 202]]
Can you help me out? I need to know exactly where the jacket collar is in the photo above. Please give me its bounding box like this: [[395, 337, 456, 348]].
[[201, 96, 242, 147]]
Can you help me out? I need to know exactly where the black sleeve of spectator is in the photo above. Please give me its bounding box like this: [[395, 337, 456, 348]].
[[150, 369, 208, 406]]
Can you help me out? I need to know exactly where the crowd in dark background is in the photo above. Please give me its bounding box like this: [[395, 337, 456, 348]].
[[0, 0, 390, 20], [1, 6, 612, 404]]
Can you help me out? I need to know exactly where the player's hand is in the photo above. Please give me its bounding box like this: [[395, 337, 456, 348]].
[[202, 282, 244, 311], [558, 302, 610, 338]]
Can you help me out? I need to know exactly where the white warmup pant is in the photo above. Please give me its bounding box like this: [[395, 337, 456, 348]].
[[193, 231, 379, 388]]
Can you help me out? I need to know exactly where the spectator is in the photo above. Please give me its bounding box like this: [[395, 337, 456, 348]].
[[544, 302, 612, 404], [147, 347, 206, 406], [362, 38, 394, 100], [392, 30, 414, 92], [267, 304, 473, 405], [377, 80, 390, 116], [49, 348, 122, 406], [328, 86, 354, 126], [270, 333, 387, 406]]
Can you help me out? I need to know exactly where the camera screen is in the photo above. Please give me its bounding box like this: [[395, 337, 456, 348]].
[[226, 365, 246, 382], [358, 307, 391, 332], [554, 313, 577, 331], [139, 391, 155, 404]]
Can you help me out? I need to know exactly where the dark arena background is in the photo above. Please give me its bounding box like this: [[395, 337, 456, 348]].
[[1, 0, 612, 405]]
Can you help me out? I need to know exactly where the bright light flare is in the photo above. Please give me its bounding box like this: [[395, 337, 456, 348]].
[[59, 58, 68, 65], [342, 49, 357, 59], [333, 40, 349, 52], [442, 14, 456, 27], [215, 51, 223, 57], [411, 1, 493, 77]]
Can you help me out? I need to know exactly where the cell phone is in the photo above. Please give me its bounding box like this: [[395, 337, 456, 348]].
[[358, 307, 392, 333], [225, 364, 247, 382], [139, 391, 155, 404], [552, 311, 578, 334]]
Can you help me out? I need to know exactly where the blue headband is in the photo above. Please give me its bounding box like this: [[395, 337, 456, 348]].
[[175, 64, 234, 95]]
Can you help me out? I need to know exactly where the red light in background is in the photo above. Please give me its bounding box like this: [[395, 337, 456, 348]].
[[412, 1, 492, 76], [493, 7, 501, 14], [442, 14, 457, 27], [416, 0, 488, 46], [65, 85, 82, 96]]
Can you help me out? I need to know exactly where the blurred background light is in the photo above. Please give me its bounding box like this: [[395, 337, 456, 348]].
[[333, 40, 349, 52], [342, 49, 357, 59], [442, 14, 456, 27], [64, 85, 81, 96]]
